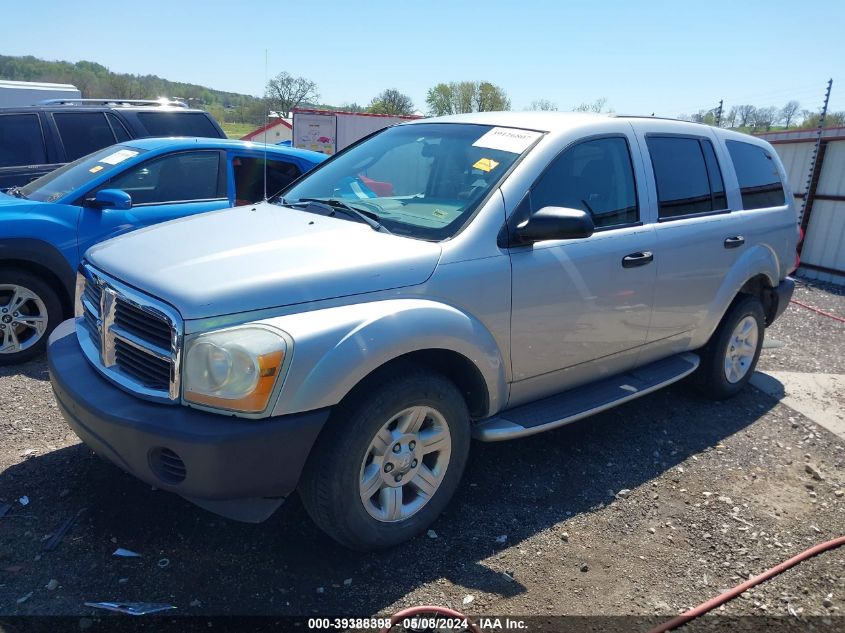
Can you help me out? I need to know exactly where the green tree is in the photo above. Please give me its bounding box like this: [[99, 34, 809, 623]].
[[573, 97, 608, 113], [425, 81, 510, 116], [367, 88, 414, 115], [265, 71, 319, 118], [528, 99, 557, 111]]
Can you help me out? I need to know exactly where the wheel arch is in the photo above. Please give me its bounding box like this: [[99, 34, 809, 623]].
[[0, 239, 76, 317], [266, 299, 508, 419]]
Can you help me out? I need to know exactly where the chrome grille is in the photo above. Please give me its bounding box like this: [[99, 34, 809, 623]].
[[114, 339, 171, 390], [77, 265, 182, 403]]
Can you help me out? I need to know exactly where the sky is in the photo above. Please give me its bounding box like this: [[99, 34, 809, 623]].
[[3, 0, 843, 116]]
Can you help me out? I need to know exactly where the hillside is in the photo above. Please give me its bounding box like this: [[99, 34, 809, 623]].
[[0, 55, 266, 124]]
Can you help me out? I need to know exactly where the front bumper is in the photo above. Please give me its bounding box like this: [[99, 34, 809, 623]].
[[47, 319, 330, 522]]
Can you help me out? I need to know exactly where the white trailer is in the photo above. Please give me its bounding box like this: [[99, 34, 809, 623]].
[[292, 108, 421, 155], [0, 80, 82, 108]]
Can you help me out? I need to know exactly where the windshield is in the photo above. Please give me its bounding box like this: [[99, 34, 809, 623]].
[[281, 123, 542, 240], [20, 145, 147, 203]]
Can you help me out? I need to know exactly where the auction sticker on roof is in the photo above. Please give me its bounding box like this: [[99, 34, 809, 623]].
[[99, 149, 139, 165], [472, 127, 542, 154]]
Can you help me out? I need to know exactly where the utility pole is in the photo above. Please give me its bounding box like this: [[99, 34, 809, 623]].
[[800, 78, 833, 225], [715, 100, 723, 127]]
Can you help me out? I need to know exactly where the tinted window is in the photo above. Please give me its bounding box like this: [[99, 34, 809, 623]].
[[105, 151, 224, 204], [726, 140, 785, 210], [136, 112, 220, 138], [532, 136, 638, 228], [106, 113, 131, 143], [0, 114, 47, 168], [233, 156, 302, 205], [54, 112, 117, 161], [647, 136, 717, 218]]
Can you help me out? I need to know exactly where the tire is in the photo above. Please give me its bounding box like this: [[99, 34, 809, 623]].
[[695, 295, 765, 400], [0, 269, 63, 366], [298, 367, 471, 551]]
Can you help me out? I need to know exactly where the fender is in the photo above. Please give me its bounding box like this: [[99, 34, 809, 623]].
[[0, 237, 77, 304], [261, 299, 508, 418], [691, 242, 780, 348]]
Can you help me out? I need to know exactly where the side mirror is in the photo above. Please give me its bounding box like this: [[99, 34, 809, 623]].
[[513, 206, 594, 244], [85, 189, 132, 211]]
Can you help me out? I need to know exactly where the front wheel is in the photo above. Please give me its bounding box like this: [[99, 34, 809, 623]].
[[298, 368, 470, 550], [695, 295, 765, 400], [0, 270, 62, 366]]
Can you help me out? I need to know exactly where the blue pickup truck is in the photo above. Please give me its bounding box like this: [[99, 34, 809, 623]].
[[0, 137, 325, 364]]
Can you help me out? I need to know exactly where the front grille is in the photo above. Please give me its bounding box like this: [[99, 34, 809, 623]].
[[115, 299, 173, 349], [77, 266, 182, 402], [115, 339, 171, 390]]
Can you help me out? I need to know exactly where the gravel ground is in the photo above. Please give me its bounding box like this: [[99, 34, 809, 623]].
[[1, 276, 843, 631]]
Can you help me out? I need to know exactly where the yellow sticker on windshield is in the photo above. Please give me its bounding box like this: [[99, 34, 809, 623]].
[[432, 209, 447, 219], [89, 165, 104, 174], [473, 158, 499, 172]]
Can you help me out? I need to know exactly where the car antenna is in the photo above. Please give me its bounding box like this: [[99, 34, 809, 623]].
[[263, 48, 269, 202]]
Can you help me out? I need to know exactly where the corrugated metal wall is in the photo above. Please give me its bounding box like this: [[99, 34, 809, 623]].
[[761, 130, 845, 284]]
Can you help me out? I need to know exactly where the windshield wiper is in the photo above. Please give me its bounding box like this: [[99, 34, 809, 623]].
[[5, 186, 27, 199], [293, 197, 390, 234]]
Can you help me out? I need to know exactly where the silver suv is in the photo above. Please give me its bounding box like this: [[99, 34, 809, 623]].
[[48, 112, 797, 550]]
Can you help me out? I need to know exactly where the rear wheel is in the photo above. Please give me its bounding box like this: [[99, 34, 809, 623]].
[[696, 295, 765, 400], [298, 368, 470, 551], [0, 270, 62, 365]]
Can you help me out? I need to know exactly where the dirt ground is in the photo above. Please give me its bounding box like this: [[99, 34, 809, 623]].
[[0, 276, 843, 631]]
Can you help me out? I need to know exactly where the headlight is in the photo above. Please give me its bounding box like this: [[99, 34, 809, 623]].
[[74, 272, 86, 318], [183, 326, 288, 413]]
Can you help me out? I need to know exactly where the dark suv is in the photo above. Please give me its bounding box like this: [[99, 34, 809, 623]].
[[0, 99, 226, 188]]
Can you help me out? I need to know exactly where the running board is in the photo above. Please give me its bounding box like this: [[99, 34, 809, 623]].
[[473, 352, 700, 442]]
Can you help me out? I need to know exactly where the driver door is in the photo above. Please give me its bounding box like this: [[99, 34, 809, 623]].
[[76, 150, 228, 259], [508, 133, 657, 402]]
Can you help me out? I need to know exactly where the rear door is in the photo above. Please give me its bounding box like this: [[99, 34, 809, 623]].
[[0, 112, 58, 188], [632, 124, 745, 349], [76, 149, 228, 258], [51, 111, 120, 162]]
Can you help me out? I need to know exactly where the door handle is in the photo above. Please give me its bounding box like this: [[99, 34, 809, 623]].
[[724, 235, 745, 249], [622, 251, 654, 268]]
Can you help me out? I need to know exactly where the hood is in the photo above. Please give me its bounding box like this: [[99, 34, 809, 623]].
[[87, 202, 442, 319], [0, 191, 41, 209]]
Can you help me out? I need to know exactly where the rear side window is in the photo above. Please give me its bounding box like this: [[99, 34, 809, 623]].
[[105, 151, 225, 204], [106, 113, 131, 143], [0, 113, 47, 167], [726, 141, 785, 210], [54, 112, 118, 161], [233, 156, 302, 204], [531, 136, 639, 229], [647, 136, 727, 219], [135, 112, 220, 138]]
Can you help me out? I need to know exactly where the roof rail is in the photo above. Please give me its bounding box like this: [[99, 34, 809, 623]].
[[35, 98, 189, 108], [612, 113, 685, 122]]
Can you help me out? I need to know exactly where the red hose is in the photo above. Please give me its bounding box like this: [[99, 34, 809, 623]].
[[790, 299, 845, 323], [380, 605, 482, 633], [648, 534, 845, 633]]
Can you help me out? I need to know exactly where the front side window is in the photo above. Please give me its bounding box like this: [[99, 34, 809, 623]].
[[726, 140, 785, 210], [0, 114, 47, 168], [282, 123, 541, 240], [647, 136, 727, 219], [531, 136, 638, 229], [20, 145, 147, 202], [104, 151, 224, 205], [54, 112, 117, 161]]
